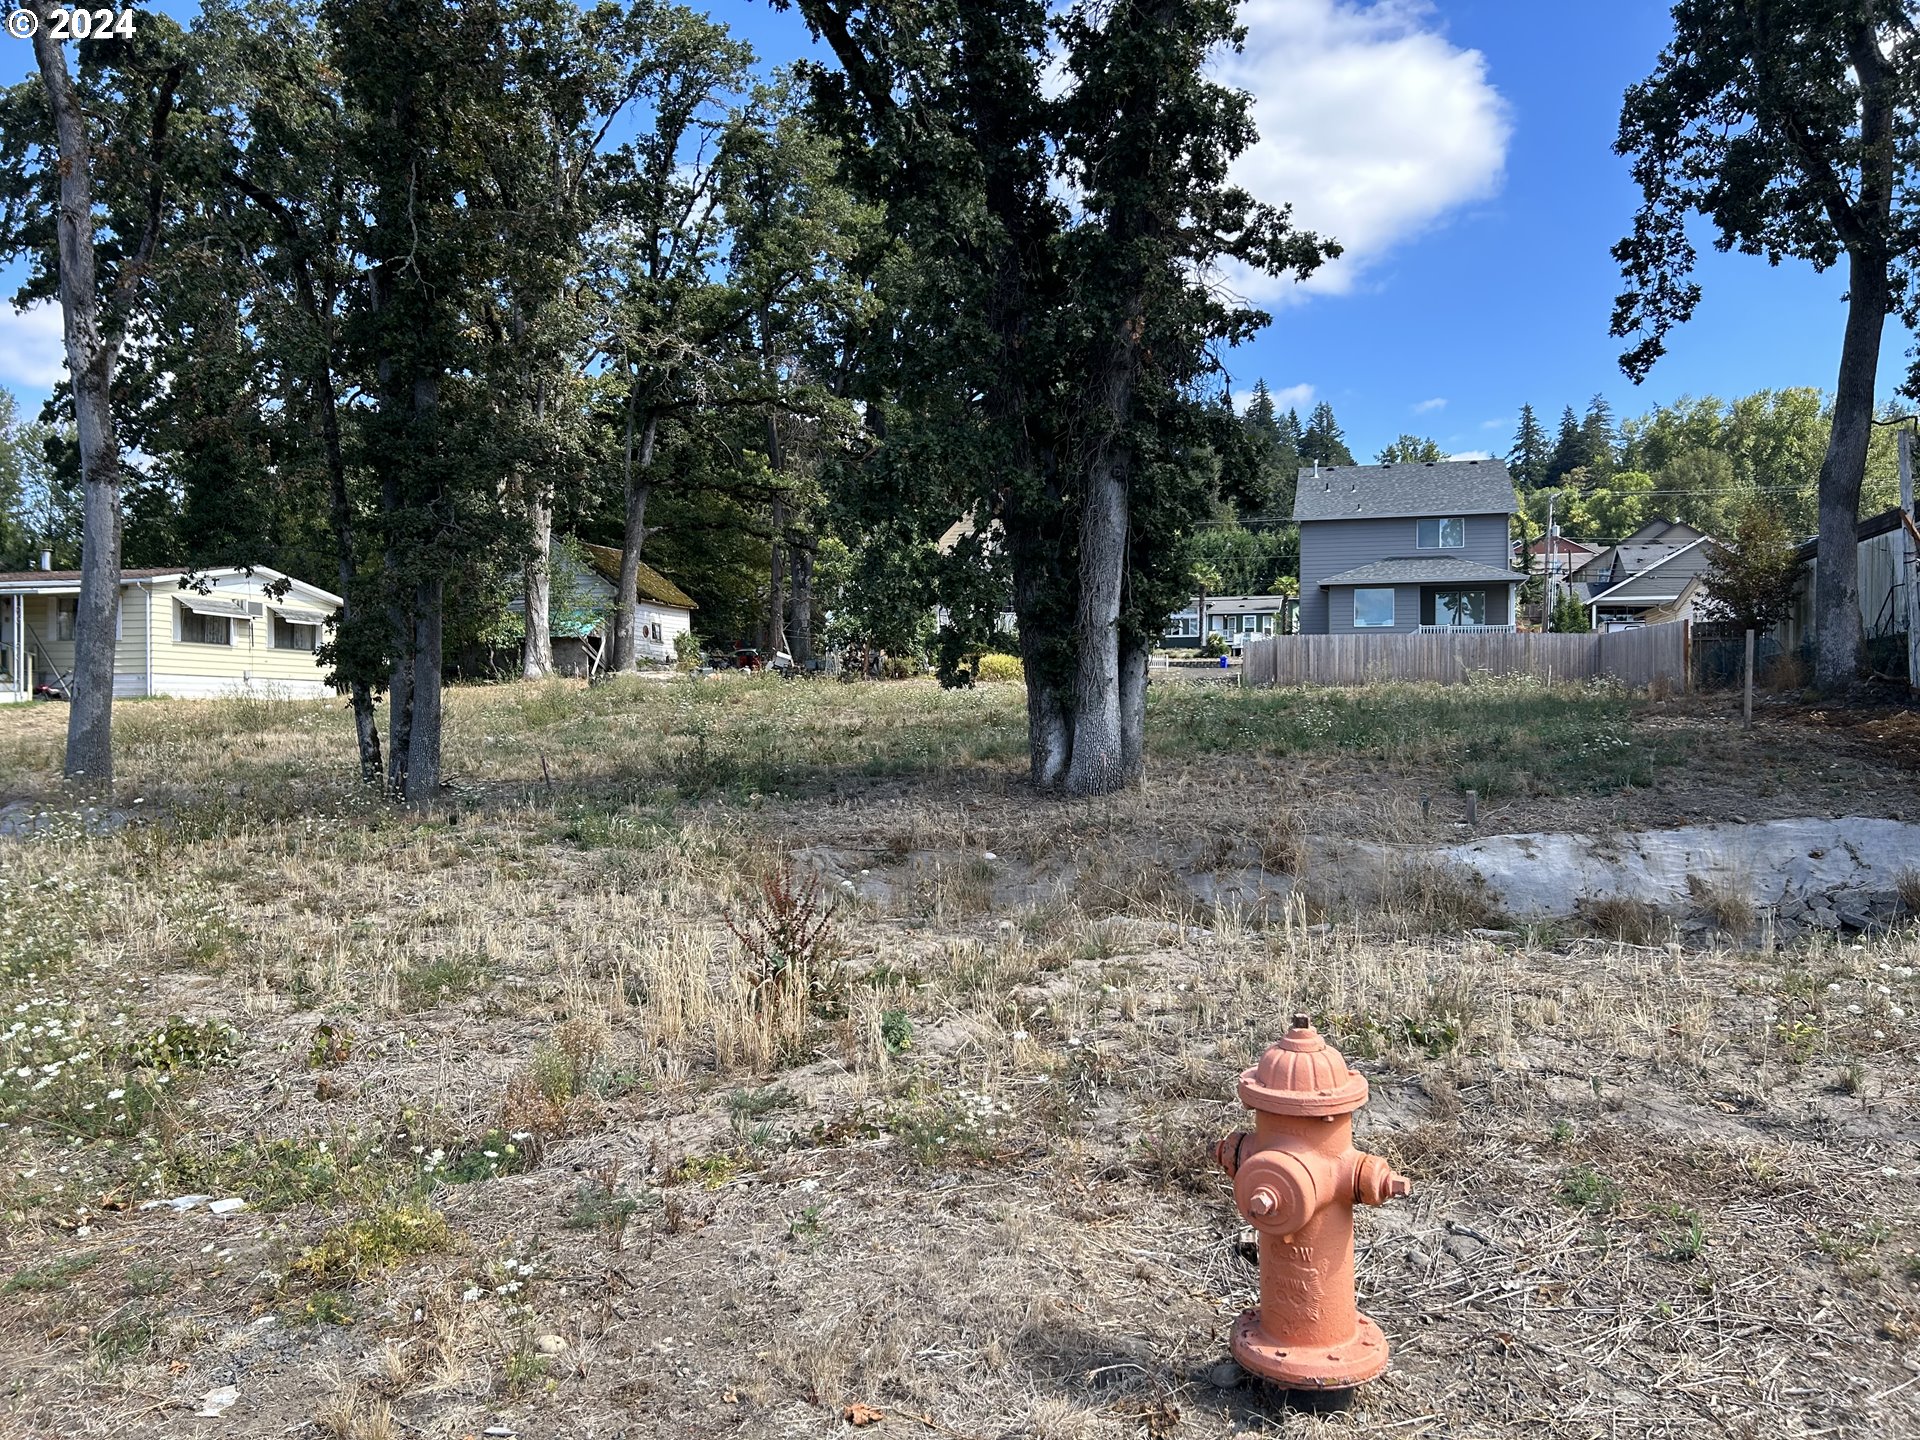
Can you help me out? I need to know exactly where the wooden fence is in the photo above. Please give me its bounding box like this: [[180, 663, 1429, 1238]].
[[1241, 621, 1690, 690]]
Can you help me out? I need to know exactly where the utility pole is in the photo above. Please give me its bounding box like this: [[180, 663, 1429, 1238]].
[[1544, 490, 1558, 626]]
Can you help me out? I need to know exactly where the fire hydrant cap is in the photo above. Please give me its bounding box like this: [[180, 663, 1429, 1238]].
[[1237, 1014, 1370, 1117]]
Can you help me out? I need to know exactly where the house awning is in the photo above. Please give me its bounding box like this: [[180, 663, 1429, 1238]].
[[177, 595, 252, 619], [270, 601, 332, 627]]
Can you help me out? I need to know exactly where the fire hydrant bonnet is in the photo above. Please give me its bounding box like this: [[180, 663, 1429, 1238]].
[[1238, 1012, 1369, 1117]]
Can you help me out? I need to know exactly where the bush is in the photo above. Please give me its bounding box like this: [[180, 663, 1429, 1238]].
[[975, 653, 1024, 683], [1549, 592, 1591, 633], [1199, 633, 1229, 658]]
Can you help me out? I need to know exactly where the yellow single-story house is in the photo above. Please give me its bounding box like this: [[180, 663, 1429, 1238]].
[[0, 564, 342, 704]]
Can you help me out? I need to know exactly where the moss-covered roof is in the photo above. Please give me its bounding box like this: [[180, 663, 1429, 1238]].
[[577, 543, 697, 611]]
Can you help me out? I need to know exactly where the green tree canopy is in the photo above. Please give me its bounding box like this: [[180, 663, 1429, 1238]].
[[1376, 434, 1446, 464]]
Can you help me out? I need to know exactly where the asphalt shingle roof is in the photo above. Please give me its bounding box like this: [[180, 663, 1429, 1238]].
[[1317, 557, 1528, 587], [0, 567, 181, 585], [1292, 460, 1518, 523]]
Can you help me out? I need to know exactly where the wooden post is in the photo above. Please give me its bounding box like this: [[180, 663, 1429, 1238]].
[[1464, 789, 1478, 828], [1743, 628, 1755, 731], [1901, 426, 1919, 691]]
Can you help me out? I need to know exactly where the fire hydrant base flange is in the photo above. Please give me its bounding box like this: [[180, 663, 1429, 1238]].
[[1230, 1309, 1390, 1391]]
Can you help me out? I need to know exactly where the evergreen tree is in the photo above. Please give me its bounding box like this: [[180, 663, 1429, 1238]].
[[1376, 434, 1445, 464], [1507, 402, 1549, 490], [1300, 401, 1354, 467], [1547, 405, 1583, 485], [1239, 380, 1298, 516], [1277, 407, 1304, 455], [1580, 393, 1617, 481], [1242, 379, 1279, 441]]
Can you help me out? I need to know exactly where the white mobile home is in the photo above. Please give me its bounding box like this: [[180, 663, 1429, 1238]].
[[1, 565, 341, 704]]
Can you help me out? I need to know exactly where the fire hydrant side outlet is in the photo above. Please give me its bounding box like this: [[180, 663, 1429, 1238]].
[[1213, 1014, 1411, 1392]]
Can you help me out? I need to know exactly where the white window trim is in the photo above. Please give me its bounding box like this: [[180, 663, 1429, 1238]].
[[1353, 587, 1396, 629], [1416, 517, 1467, 550]]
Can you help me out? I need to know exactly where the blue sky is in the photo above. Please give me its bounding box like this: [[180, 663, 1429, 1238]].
[[1, 1, 1905, 462]]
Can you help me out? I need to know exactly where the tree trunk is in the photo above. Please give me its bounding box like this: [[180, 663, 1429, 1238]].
[[1025, 663, 1072, 788], [1118, 634, 1148, 781], [787, 533, 815, 667], [1812, 245, 1888, 691], [610, 401, 657, 673], [1065, 313, 1140, 798], [522, 483, 553, 678], [1064, 438, 1130, 796], [1007, 490, 1072, 790], [314, 369, 382, 786], [404, 576, 443, 803], [33, 11, 121, 788], [766, 493, 788, 658], [386, 595, 414, 798]]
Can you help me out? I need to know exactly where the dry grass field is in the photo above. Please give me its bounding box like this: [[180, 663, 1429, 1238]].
[[0, 675, 1917, 1439]]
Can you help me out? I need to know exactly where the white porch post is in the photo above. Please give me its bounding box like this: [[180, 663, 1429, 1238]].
[[9, 597, 24, 700]]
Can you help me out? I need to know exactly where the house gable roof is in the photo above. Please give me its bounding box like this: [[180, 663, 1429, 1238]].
[[578, 543, 697, 610], [1585, 535, 1713, 606], [1292, 459, 1518, 524]]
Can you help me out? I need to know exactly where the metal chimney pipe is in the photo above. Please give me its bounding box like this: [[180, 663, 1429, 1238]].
[[40, 550, 52, 572]]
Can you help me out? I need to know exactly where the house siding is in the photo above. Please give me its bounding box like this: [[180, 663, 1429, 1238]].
[[510, 562, 693, 664], [1326, 583, 1424, 634], [3, 571, 340, 699], [1300, 513, 1512, 634]]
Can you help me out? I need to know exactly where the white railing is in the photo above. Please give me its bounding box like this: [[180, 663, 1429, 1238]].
[[1415, 624, 1516, 635]]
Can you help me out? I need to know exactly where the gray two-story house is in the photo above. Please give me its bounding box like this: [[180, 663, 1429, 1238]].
[[1293, 459, 1526, 634]]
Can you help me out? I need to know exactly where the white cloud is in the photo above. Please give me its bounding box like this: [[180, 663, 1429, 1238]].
[[1444, 449, 1492, 462], [1413, 397, 1448, 414], [1212, 1, 1511, 301], [0, 301, 66, 391]]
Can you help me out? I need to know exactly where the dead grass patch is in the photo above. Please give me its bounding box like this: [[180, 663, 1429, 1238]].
[[1580, 893, 1665, 945]]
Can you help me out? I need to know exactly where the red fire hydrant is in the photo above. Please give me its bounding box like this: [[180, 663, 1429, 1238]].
[[1213, 1014, 1411, 1391]]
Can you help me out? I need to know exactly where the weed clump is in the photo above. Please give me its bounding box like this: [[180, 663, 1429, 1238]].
[[1580, 895, 1663, 945], [122, 1016, 240, 1073], [292, 1202, 453, 1284], [725, 859, 845, 1017]]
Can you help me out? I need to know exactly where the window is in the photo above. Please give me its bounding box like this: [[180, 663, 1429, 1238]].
[[271, 615, 319, 651], [1353, 588, 1395, 628], [179, 604, 231, 646], [1433, 589, 1488, 627], [1417, 517, 1466, 549], [54, 598, 76, 641]]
